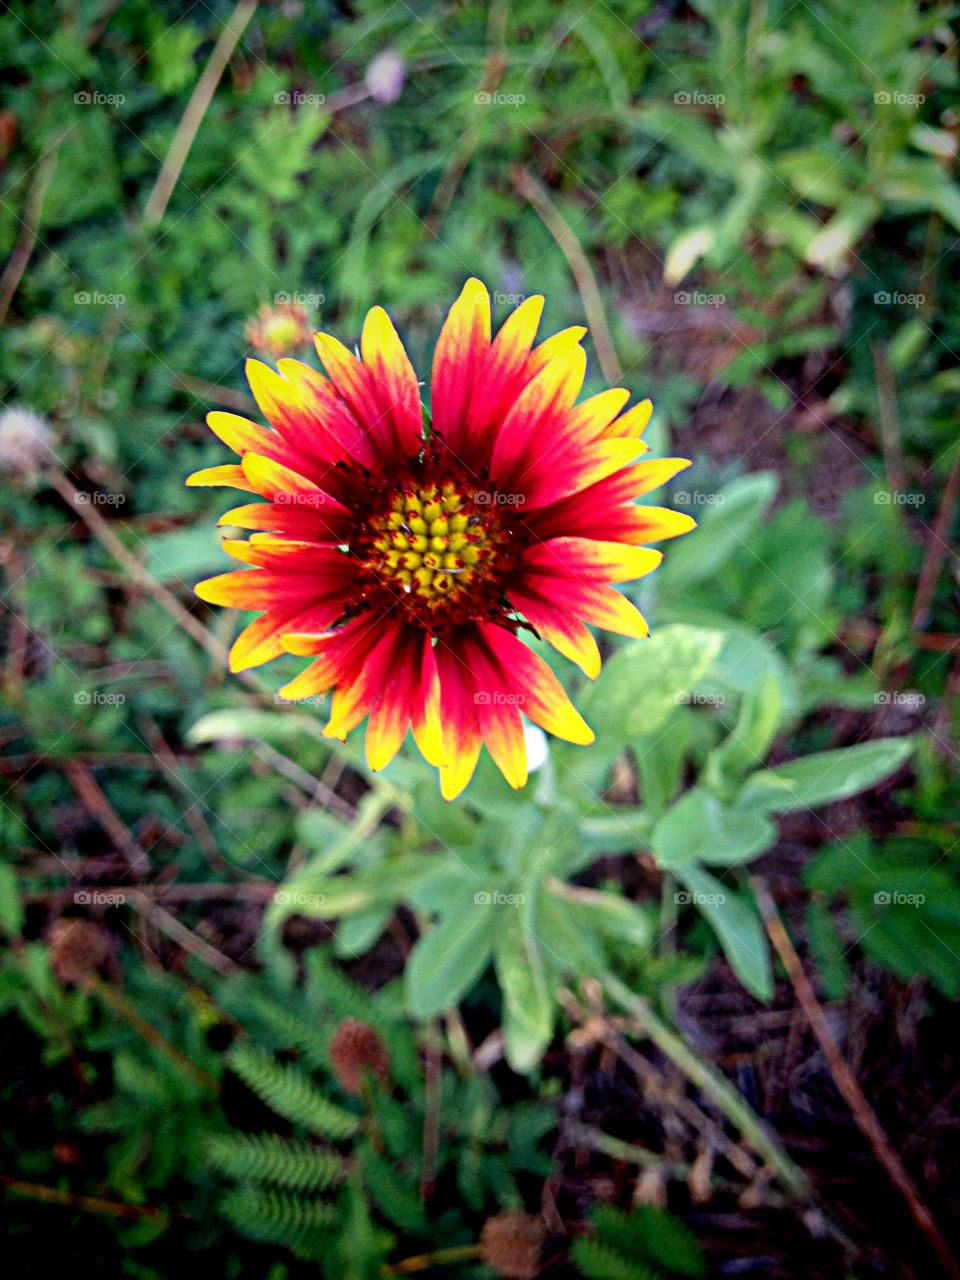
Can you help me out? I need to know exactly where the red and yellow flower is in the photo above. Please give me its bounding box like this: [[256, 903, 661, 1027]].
[[190, 279, 694, 798]]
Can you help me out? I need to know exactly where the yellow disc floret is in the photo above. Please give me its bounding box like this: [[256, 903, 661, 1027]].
[[362, 479, 497, 610]]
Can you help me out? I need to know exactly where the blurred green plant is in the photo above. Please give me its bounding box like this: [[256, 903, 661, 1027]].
[[2, 0, 958, 1271]]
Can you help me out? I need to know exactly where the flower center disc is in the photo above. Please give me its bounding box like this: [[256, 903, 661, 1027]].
[[347, 452, 526, 629], [364, 479, 494, 604]]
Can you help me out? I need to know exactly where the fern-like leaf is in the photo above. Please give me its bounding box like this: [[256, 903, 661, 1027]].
[[591, 1205, 705, 1278], [359, 1145, 426, 1231], [305, 950, 376, 1019], [572, 1237, 664, 1280], [228, 1046, 359, 1141], [204, 1131, 342, 1192], [220, 1184, 336, 1254], [244, 994, 331, 1070]]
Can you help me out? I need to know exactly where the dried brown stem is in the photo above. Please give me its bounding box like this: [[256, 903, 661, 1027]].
[[420, 1026, 442, 1202], [142, 0, 259, 227], [0, 1174, 181, 1222], [511, 164, 622, 384], [753, 878, 960, 1280], [47, 468, 230, 665], [64, 762, 145, 870], [912, 447, 960, 631], [89, 975, 218, 1091], [0, 144, 61, 325]]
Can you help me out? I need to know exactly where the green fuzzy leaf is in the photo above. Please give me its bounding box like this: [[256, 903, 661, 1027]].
[[583, 625, 725, 744], [675, 866, 773, 1000], [404, 894, 499, 1017], [661, 472, 777, 587], [359, 1146, 426, 1231], [494, 910, 554, 1072], [740, 738, 915, 813], [219, 1184, 337, 1255], [590, 1205, 705, 1277], [651, 787, 777, 869], [0, 863, 24, 936]]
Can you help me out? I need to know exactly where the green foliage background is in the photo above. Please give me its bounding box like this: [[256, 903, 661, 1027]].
[[1, 0, 958, 1275]]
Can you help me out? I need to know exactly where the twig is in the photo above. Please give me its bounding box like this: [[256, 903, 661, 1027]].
[[565, 1121, 689, 1176], [870, 342, 907, 497], [64, 762, 145, 870], [142, 0, 259, 227], [561, 984, 763, 1185], [912, 447, 960, 631], [126, 890, 238, 976], [840, 621, 960, 655], [601, 972, 814, 1207], [47, 467, 230, 665], [25, 883, 277, 903], [0, 752, 189, 775], [603, 1026, 759, 1182], [752, 878, 960, 1280], [252, 740, 356, 820], [511, 164, 622, 383], [0, 1174, 181, 1222], [383, 1244, 482, 1275], [0, 143, 61, 325], [420, 1026, 442, 1201], [172, 371, 256, 414], [89, 975, 218, 1091], [139, 714, 238, 875]]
